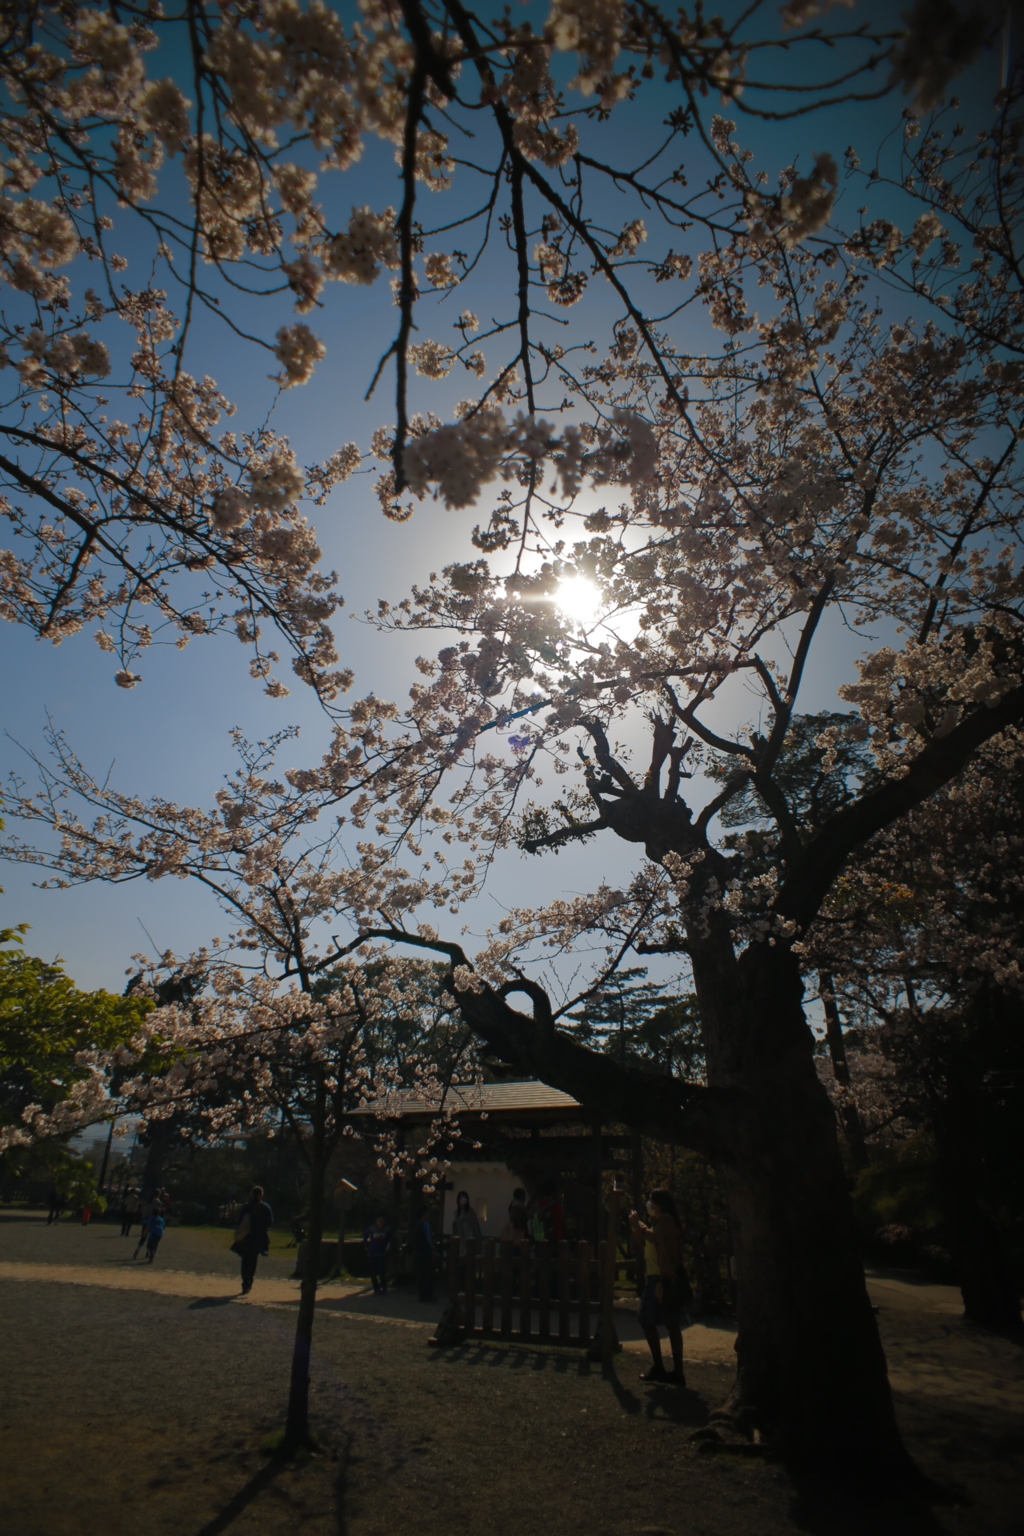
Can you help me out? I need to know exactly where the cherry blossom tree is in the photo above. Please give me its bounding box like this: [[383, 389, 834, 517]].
[[0, 0, 956, 692], [3, 0, 1021, 1491], [1, 724, 468, 1449]]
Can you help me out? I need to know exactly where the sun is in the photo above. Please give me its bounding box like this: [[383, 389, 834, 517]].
[[555, 575, 601, 626]]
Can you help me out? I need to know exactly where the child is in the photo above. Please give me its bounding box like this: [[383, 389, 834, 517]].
[[133, 1193, 160, 1259], [145, 1208, 166, 1263]]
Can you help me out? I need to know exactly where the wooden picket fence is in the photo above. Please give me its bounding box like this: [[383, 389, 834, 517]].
[[444, 1236, 630, 1347]]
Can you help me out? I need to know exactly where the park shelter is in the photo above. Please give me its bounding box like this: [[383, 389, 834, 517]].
[[351, 1079, 641, 1244]]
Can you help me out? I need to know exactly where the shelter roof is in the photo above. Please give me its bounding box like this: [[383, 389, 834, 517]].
[[350, 1079, 585, 1124]]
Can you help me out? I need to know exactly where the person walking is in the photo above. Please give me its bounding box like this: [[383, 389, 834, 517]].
[[629, 1189, 690, 1386], [145, 1206, 166, 1262], [133, 1191, 155, 1258], [231, 1186, 274, 1295], [121, 1186, 141, 1237], [133, 1191, 165, 1259], [46, 1186, 63, 1225], [362, 1215, 393, 1295], [411, 1207, 435, 1302]]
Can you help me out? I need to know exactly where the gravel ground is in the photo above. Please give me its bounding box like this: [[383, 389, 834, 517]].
[[1, 1213, 1022, 1536]]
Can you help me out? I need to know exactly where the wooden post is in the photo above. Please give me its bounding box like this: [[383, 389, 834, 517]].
[[447, 1233, 461, 1330], [601, 1185, 623, 1367], [464, 1237, 477, 1335], [499, 1240, 513, 1338], [577, 1240, 591, 1347], [391, 1127, 405, 1287], [481, 1238, 495, 1337], [537, 1240, 551, 1342], [519, 1246, 533, 1341], [597, 1240, 607, 1311], [558, 1239, 571, 1343], [630, 1129, 644, 1214]]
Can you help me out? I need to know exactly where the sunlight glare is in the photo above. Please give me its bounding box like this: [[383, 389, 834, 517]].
[[556, 575, 601, 626]]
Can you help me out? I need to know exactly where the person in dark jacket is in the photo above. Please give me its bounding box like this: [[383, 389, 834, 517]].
[[232, 1186, 274, 1295], [411, 1207, 435, 1301], [362, 1215, 393, 1294]]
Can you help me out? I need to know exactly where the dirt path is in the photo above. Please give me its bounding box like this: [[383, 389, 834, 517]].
[[0, 1257, 741, 1361], [2, 1215, 1022, 1536]]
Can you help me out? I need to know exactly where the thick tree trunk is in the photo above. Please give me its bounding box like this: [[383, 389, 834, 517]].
[[446, 924, 916, 1486], [285, 1155, 326, 1449], [140, 1115, 178, 1191], [96, 1118, 115, 1194], [937, 1158, 1022, 1330], [818, 971, 869, 1171], [693, 932, 914, 1487]]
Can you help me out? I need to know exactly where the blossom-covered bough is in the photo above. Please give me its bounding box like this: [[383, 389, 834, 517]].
[[1, 0, 917, 690], [3, 0, 1021, 1492]]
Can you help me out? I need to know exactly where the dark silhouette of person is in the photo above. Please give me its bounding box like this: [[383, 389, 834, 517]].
[[232, 1185, 274, 1295]]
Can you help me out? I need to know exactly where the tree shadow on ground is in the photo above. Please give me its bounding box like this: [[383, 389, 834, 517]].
[[193, 1457, 284, 1536]]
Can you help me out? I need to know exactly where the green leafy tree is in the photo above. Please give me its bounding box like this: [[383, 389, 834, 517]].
[[0, 927, 153, 1150], [808, 727, 1024, 1327], [569, 968, 702, 1079]]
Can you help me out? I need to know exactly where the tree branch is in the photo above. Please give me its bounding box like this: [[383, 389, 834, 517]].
[[777, 683, 1024, 931]]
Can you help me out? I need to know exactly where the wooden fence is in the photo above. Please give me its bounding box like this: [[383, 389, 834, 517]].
[[443, 1236, 632, 1348]]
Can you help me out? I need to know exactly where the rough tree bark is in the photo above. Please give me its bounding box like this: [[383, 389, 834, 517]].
[[936, 1158, 1022, 1331], [694, 933, 906, 1479], [818, 971, 869, 1171], [140, 1115, 180, 1193]]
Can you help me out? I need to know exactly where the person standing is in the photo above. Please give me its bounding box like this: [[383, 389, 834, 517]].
[[121, 1186, 141, 1237], [362, 1215, 393, 1295], [451, 1190, 482, 1253], [46, 1186, 63, 1225], [411, 1207, 435, 1302], [231, 1186, 274, 1295], [498, 1188, 528, 1249], [629, 1189, 689, 1386]]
